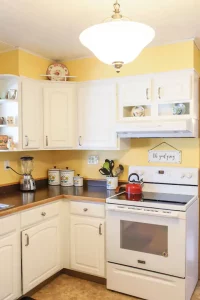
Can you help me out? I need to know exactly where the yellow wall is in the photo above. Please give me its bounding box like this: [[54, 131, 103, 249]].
[[64, 40, 194, 81], [0, 151, 54, 185], [18, 49, 53, 80], [0, 49, 54, 79], [194, 43, 200, 74], [53, 139, 199, 180], [0, 50, 19, 75]]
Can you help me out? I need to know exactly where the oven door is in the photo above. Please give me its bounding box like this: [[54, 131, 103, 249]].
[[106, 204, 186, 278]]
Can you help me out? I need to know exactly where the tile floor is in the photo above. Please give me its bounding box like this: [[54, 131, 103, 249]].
[[33, 274, 200, 300]]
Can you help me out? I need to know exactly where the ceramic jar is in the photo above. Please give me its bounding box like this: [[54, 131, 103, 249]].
[[48, 167, 60, 186], [106, 177, 118, 190], [73, 174, 83, 187], [60, 169, 74, 186]]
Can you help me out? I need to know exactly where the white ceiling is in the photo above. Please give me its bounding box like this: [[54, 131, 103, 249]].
[[0, 0, 199, 61]]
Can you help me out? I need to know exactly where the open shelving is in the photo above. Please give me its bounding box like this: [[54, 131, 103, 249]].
[[0, 75, 20, 151]]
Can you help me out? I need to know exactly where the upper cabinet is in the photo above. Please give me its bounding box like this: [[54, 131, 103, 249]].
[[116, 70, 199, 137], [21, 78, 43, 149], [77, 81, 118, 149], [118, 75, 152, 106], [154, 70, 192, 103], [43, 82, 76, 149]]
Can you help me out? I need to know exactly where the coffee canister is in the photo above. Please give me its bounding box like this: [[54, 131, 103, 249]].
[[60, 168, 74, 186], [48, 167, 60, 186], [73, 174, 83, 187], [106, 177, 118, 190]]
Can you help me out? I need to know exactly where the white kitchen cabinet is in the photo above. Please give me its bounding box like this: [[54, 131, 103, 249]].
[[118, 75, 152, 106], [21, 78, 42, 149], [0, 215, 21, 300], [77, 81, 118, 149], [22, 217, 61, 294], [154, 70, 192, 102], [70, 215, 105, 277], [0, 234, 20, 300], [43, 83, 76, 149]]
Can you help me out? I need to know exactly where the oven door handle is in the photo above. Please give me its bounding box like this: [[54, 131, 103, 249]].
[[106, 206, 180, 218]]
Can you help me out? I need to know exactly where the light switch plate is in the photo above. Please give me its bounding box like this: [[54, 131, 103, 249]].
[[88, 155, 99, 165]]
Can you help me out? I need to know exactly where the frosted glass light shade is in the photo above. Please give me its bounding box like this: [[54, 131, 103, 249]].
[[79, 21, 155, 65]]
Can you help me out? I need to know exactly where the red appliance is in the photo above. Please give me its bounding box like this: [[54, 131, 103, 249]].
[[115, 173, 143, 195]]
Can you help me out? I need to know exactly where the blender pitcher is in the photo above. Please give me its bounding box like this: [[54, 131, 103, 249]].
[[20, 156, 36, 191]]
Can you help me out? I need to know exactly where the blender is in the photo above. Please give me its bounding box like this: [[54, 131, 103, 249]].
[[20, 156, 36, 191]]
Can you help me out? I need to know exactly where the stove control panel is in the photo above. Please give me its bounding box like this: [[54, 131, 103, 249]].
[[129, 166, 198, 185]]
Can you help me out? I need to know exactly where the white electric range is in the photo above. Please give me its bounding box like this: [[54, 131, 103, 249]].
[[106, 166, 199, 300]]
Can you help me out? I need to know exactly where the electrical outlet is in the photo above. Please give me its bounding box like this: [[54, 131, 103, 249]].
[[88, 155, 99, 165], [4, 161, 10, 170]]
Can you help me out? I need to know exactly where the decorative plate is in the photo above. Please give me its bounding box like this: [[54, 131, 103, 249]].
[[131, 106, 145, 117], [46, 63, 69, 81], [172, 103, 186, 115]]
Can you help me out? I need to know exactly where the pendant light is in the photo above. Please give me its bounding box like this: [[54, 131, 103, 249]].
[[79, 1, 155, 73]]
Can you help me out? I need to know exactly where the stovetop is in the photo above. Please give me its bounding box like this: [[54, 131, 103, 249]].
[[106, 191, 196, 211], [108, 191, 193, 205]]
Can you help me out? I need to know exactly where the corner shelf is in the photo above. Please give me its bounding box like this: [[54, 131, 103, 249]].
[[0, 124, 18, 128], [0, 99, 18, 103]]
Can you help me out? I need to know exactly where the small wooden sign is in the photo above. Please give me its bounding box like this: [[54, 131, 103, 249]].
[[148, 150, 181, 163]]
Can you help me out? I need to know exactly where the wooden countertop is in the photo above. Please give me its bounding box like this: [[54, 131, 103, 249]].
[[0, 185, 115, 217]]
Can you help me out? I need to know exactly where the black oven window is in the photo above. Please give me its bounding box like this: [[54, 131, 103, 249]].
[[120, 220, 168, 256]]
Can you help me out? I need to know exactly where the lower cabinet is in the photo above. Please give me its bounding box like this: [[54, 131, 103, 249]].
[[0, 233, 21, 300], [70, 215, 105, 277], [22, 217, 61, 294]]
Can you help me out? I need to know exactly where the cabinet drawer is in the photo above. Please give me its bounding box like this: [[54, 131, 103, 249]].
[[21, 202, 60, 228], [0, 214, 18, 236], [70, 201, 105, 218]]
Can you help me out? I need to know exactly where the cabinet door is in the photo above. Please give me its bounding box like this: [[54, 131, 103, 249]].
[[22, 218, 61, 294], [118, 76, 152, 106], [43, 84, 76, 148], [70, 216, 105, 277], [155, 71, 192, 102], [22, 78, 42, 149], [77, 82, 117, 149], [0, 234, 20, 300]]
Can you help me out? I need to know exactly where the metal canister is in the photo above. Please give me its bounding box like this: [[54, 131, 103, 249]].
[[73, 174, 83, 187], [60, 168, 74, 186], [48, 167, 60, 186]]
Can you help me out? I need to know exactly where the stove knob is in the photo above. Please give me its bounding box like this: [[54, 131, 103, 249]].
[[186, 173, 192, 179], [181, 173, 185, 179]]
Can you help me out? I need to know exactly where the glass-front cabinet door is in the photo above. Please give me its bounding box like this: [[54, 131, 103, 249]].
[[106, 209, 186, 278]]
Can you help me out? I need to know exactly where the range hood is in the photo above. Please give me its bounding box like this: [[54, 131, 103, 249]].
[[116, 119, 198, 138]]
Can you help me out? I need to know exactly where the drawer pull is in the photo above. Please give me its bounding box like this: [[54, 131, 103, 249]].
[[25, 135, 29, 146], [158, 87, 161, 99], [25, 234, 29, 247], [99, 223, 102, 235], [83, 208, 88, 212], [41, 212, 46, 216], [138, 260, 146, 264]]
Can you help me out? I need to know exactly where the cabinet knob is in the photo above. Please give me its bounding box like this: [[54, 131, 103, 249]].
[[83, 208, 88, 212], [46, 136, 48, 146], [41, 212, 46, 216]]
